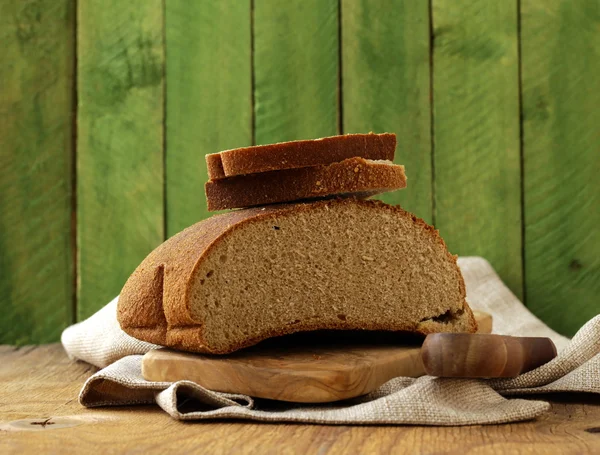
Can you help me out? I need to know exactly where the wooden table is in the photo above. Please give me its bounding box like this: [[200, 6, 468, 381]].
[[1, 345, 599, 454]]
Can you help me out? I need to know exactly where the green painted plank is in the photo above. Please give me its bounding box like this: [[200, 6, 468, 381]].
[[432, 1, 523, 298], [0, 0, 74, 344], [166, 1, 252, 236], [522, 0, 600, 335], [254, 0, 338, 144], [77, 0, 164, 320], [342, 0, 432, 223]]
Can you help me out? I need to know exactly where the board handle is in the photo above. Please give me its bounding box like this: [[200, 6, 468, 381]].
[[421, 333, 557, 378]]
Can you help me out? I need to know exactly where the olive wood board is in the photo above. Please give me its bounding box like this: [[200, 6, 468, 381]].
[[142, 311, 493, 403]]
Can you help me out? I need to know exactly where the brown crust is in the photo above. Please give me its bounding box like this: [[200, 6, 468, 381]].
[[206, 154, 227, 179], [118, 198, 476, 354], [205, 157, 407, 211], [205, 133, 396, 179]]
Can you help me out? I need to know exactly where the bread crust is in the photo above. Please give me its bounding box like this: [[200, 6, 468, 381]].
[[205, 157, 407, 211], [206, 133, 396, 179], [118, 198, 475, 354]]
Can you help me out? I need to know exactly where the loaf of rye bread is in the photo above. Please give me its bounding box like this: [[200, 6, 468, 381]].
[[206, 133, 396, 179], [117, 198, 477, 354], [205, 157, 406, 211]]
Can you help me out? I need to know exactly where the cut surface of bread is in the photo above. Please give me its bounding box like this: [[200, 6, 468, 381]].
[[118, 198, 476, 354], [206, 133, 396, 179], [205, 157, 407, 211]]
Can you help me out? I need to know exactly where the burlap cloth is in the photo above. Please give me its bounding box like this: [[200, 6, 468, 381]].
[[61, 257, 600, 425]]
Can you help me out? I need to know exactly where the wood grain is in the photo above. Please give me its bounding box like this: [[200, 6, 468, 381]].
[[422, 333, 556, 378], [143, 343, 425, 403], [521, 0, 600, 336], [342, 0, 433, 223], [143, 312, 492, 403], [253, 0, 339, 144], [2, 345, 600, 454], [165, 1, 252, 236], [432, 1, 523, 298], [0, 0, 74, 343], [77, 0, 164, 320]]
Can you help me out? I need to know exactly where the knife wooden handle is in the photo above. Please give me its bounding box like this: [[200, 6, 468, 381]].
[[421, 333, 557, 378]]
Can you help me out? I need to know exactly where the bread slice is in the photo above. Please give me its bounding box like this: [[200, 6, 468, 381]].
[[118, 198, 476, 354], [206, 133, 396, 179], [205, 157, 407, 211]]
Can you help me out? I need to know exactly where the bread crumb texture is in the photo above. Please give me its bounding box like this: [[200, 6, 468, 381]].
[[118, 199, 475, 354]]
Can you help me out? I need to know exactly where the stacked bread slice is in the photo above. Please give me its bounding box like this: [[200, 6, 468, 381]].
[[204, 133, 406, 210], [118, 133, 477, 354], [206, 133, 397, 179]]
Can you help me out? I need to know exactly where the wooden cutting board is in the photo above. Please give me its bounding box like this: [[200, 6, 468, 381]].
[[142, 311, 492, 403]]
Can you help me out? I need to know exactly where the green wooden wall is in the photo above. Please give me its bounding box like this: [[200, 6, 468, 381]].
[[1, 0, 598, 343]]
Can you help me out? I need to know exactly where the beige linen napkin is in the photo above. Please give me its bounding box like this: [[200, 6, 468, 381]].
[[62, 257, 599, 425]]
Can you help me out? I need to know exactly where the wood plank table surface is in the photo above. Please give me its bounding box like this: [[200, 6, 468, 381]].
[[1, 345, 599, 454]]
